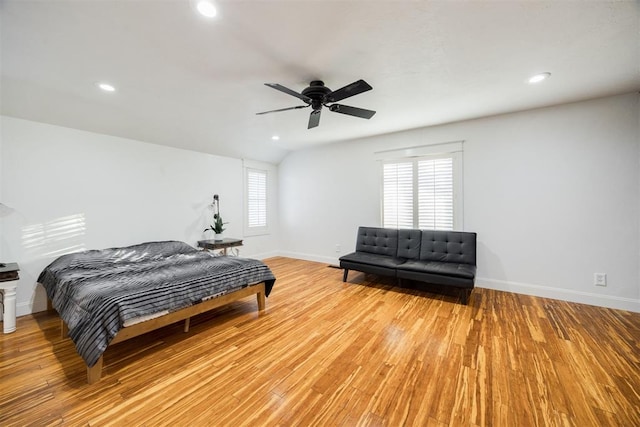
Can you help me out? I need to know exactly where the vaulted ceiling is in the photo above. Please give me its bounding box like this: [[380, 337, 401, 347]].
[[2, 1, 638, 163]]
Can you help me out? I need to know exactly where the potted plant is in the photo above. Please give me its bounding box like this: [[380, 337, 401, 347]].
[[204, 194, 227, 241]]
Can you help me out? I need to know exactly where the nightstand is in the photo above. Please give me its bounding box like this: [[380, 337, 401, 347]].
[[197, 238, 243, 255], [0, 263, 20, 333]]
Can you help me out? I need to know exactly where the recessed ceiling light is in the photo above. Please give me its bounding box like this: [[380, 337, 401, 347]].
[[271, 135, 280, 141], [196, 1, 217, 18], [97, 82, 116, 92], [528, 72, 551, 84]]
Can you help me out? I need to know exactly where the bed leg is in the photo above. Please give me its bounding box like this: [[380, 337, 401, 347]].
[[184, 317, 191, 333], [257, 290, 265, 311], [61, 320, 69, 338], [342, 269, 349, 282], [87, 356, 103, 384]]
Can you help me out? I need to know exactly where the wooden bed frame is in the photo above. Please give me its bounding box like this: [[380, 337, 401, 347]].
[[49, 282, 266, 384]]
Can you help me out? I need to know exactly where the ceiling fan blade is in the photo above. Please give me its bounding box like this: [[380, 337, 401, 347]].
[[265, 83, 312, 103], [329, 104, 376, 119], [327, 79, 373, 102], [256, 105, 309, 115], [308, 109, 321, 129]]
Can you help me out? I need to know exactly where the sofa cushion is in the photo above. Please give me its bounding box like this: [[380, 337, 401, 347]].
[[396, 260, 476, 279], [397, 229, 421, 259], [339, 252, 406, 269], [396, 269, 475, 289], [355, 227, 398, 257], [419, 230, 476, 265]]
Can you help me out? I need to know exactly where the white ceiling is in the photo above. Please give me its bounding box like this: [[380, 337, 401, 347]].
[[2, 1, 638, 164]]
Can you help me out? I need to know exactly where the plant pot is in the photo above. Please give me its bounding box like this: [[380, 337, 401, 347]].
[[214, 233, 223, 242]]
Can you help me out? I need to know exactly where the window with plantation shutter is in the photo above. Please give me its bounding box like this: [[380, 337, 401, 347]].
[[247, 168, 267, 229], [382, 153, 460, 230]]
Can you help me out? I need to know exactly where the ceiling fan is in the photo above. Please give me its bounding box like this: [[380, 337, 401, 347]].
[[256, 79, 376, 129]]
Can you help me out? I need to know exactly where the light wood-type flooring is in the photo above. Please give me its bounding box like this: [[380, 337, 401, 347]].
[[1, 257, 639, 426]]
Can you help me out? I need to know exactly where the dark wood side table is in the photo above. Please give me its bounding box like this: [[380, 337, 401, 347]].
[[0, 262, 20, 333], [197, 238, 243, 255]]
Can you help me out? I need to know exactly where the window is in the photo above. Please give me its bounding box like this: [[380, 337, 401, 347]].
[[245, 167, 268, 235], [244, 159, 275, 237], [382, 153, 461, 230]]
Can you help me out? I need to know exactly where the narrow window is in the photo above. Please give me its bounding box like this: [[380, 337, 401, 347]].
[[245, 168, 268, 234]]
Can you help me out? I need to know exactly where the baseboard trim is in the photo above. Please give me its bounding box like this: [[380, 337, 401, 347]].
[[246, 250, 280, 261], [477, 277, 640, 313], [277, 251, 339, 266], [16, 301, 33, 317]]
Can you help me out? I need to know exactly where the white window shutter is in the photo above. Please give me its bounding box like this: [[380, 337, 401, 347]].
[[247, 169, 267, 228], [383, 162, 414, 229], [418, 157, 454, 230]]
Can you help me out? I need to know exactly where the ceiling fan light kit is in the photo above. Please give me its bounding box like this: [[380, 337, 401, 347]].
[[257, 79, 376, 129]]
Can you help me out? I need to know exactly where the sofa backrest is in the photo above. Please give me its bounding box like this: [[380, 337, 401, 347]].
[[355, 227, 398, 256], [397, 229, 421, 259], [419, 230, 476, 265], [354, 227, 476, 265]]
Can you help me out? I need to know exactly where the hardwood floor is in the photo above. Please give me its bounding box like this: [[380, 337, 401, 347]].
[[1, 257, 639, 426]]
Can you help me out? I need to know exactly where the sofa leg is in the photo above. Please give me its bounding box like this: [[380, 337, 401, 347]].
[[461, 289, 468, 305], [342, 269, 349, 282]]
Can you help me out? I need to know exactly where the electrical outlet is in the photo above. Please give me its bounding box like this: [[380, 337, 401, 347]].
[[335, 244, 341, 253], [594, 273, 607, 287]]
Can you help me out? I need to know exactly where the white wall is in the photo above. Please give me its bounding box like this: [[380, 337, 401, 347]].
[[0, 116, 279, 316], [279, 93, 640, 312], [0, 117, 3, 262], [2, 93, 638, 316]]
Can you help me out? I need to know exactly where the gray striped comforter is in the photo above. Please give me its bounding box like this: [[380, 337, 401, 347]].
[[38, 241, 275, 367]]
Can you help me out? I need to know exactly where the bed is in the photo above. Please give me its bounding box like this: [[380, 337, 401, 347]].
[[38, 240, 276, 384]]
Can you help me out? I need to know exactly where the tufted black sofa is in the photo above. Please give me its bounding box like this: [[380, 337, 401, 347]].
[[339, 226, 477, 304]]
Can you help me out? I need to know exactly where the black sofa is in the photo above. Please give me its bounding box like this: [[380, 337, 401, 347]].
[[339, 226, 477, 304]]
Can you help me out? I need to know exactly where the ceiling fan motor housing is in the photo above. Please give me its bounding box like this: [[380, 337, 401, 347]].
[[302, 81, 333, 110]]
